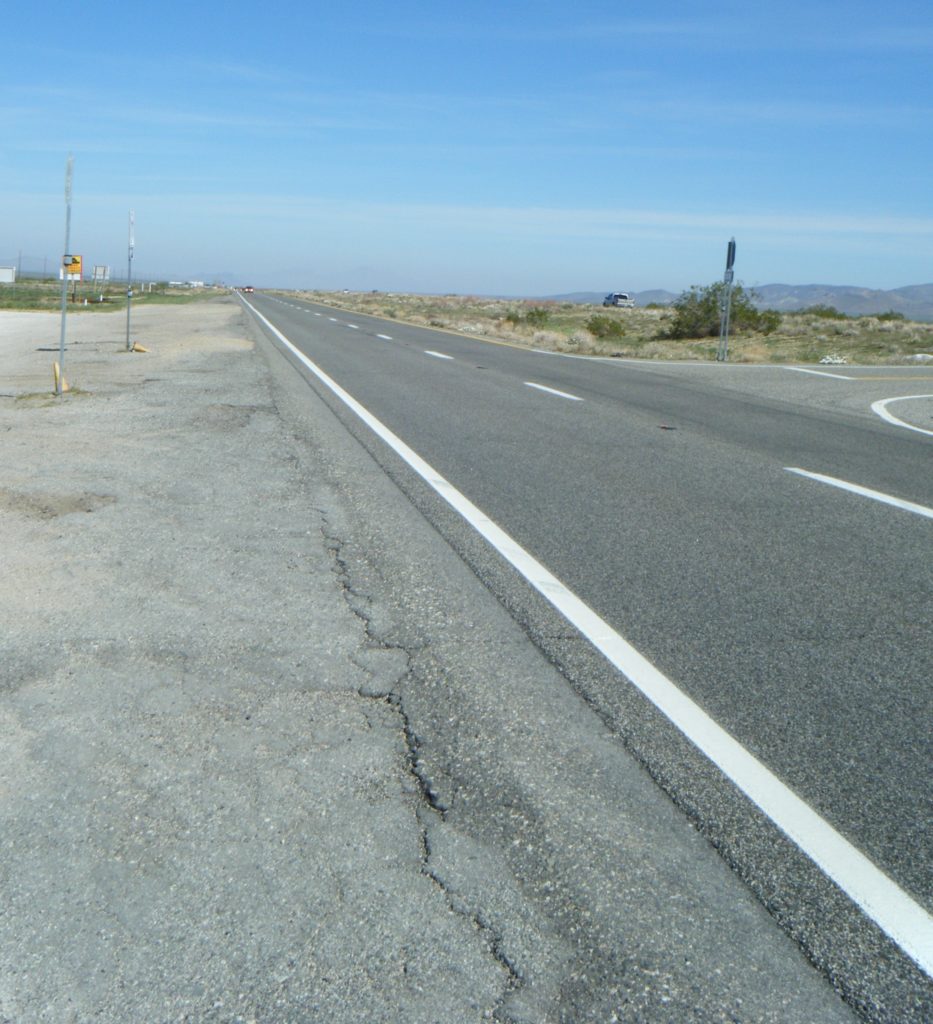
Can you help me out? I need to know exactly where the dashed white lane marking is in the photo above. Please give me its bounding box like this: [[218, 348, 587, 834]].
[[377, 334, 393, 341], [314, 313, 322, 316], [871, 395, 933, 438], [525, 381, 583, 402], [787, 468, 933, 520], [346, 324, 359, 330], [425, 350, 453, 360], [239, 295, 933, 977], [328, 317, 338, 322], [784, 366, 856, 380]]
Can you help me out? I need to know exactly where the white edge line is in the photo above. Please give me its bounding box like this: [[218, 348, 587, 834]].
[[425, 350, 454, 360], [783, 366, 856, 380], [871, 395, 933, 438], [786, 468, 933, 520], [525, 381, 583, 402], [240, 295, 933, 977]]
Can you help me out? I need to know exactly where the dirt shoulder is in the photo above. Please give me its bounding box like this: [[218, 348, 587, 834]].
[[0, 299, 508, 1022]]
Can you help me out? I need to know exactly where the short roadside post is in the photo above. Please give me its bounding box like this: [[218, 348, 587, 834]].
[[716, 237, 736, 362], [125, 210, 135, 351], [57, 155, 74, 395]]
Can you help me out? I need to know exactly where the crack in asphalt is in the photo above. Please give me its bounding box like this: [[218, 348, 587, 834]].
[[319, 514, 524, 1017]]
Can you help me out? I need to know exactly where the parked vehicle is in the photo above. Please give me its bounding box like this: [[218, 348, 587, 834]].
[[602, 292, 635, 308]]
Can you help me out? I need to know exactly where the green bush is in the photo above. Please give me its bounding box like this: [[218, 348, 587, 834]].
[[757, 309, 781, 334], [801, 304, 847, 319], [874, 310, 906, 321], [504, 306, 551, 327], [585, 314, 625, 339], [663, 282, 778, 339]]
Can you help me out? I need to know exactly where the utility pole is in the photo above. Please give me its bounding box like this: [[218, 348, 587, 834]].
[[125, 210, 135, 350], [716, 237, 736, 362], [57, 155, 74, 396]]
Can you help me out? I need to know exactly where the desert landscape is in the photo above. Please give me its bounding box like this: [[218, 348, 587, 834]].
[[282, 289, 933, 365]]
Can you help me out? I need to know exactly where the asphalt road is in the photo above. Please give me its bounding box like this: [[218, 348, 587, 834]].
[[242, 292, 932, 1019]]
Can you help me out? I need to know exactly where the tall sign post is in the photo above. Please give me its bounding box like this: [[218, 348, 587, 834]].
[[57, 155, 74, 396], [125, 210, 135, 350], [716, 237, 736, 362]]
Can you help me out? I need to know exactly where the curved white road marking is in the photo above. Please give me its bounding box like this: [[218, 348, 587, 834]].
[[871, 395, 933, 438], [240, 296, 933, 977], [787, 468, 933, 520]]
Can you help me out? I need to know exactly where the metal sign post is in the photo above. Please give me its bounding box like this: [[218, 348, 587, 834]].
[[57, 155, 74, 396], [716, 237, 736, 362], [125, 210, 135, 350], [93, 265, 110, 302]]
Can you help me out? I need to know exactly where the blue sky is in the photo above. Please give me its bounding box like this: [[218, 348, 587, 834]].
[[2, 1, 931, 294]]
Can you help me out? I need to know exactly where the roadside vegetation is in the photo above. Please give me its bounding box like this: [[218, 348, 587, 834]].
[[0, 279, 221, 313], [662, 283, 780, 339], [279, 287, 933, 365]]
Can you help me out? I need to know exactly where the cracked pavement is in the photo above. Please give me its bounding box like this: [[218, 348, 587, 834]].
[[0, 299, 862, 1021]]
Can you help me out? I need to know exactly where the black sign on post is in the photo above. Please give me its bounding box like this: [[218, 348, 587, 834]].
[[717, 237, 736, 362]]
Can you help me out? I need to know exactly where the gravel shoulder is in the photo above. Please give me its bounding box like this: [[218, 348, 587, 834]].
[[0, 301, 507, 1022]]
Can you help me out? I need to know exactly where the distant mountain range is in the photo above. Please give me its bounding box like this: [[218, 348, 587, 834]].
[[547, 284, 933, 322]]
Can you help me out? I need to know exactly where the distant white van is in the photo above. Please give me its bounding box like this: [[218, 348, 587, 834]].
[[602, 292, 635, 308]]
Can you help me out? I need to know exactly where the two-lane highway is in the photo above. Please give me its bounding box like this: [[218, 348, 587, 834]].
[[242, 292, 932, 1017]]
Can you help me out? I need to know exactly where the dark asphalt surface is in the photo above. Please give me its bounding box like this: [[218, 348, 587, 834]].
[[243, 292, 932, 1020]]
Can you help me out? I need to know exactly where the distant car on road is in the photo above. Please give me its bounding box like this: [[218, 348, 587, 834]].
[[602, 292, 635, 308], [242, 286, 254, 293]]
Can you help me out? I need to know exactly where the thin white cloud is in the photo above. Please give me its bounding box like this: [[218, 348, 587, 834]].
[[62, 191, 933, 241]]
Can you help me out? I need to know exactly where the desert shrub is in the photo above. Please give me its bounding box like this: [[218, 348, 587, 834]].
[[874, 310, 906, 321], [663, 283, 774, 339], [585, 314, 625, 339], [757, 309, 781, 334], [503, 306, 551, 327], [524, 307, 551, 327], [801, 304, 847, 319]]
